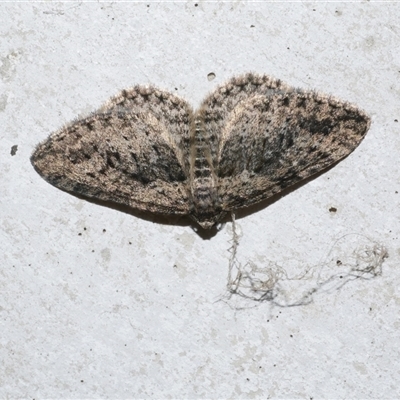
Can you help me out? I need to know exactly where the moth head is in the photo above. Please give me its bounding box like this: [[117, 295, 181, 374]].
[[191, 211, 228, 230]]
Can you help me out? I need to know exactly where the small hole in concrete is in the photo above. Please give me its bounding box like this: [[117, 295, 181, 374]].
[[207, 72, 216, 81]]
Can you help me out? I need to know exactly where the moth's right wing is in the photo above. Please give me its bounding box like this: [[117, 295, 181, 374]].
[[199, 73, 370, 211], [197, 73, 292, 166], [31, 86, 193, 215]]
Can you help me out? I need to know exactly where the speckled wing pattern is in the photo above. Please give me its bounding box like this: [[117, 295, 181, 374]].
[[199, 75, 371, 211], [31, 87, 193, 215], [31, 73, 370, 229]]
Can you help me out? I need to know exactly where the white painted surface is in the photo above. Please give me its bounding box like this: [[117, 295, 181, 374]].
[[1, 2, 399, 398]]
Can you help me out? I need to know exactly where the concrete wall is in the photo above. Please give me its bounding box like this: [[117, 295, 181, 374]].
[[1, 2, 399, 398]]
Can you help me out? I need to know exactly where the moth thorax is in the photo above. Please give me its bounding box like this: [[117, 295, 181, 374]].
[[190, 176, 224, 229]]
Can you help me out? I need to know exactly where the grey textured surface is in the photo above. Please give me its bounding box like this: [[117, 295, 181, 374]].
[[1, 2, 400, 398]]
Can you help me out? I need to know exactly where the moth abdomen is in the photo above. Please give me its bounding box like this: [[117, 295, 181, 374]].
[[188, 116, 224, 228]]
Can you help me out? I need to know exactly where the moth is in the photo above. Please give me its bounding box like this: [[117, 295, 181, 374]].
[[31, 73, 370, 229]]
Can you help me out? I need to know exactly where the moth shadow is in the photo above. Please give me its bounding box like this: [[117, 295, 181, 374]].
[[67, 192, 220, 238]]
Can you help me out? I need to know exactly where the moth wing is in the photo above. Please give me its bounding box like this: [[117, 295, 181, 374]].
[[200, 74, 370, 210], [197, 73, 293, 167], [31, 87, 193, 215]]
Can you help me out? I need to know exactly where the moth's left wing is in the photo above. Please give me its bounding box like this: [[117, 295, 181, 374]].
[[31, 86, 193, 215]]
